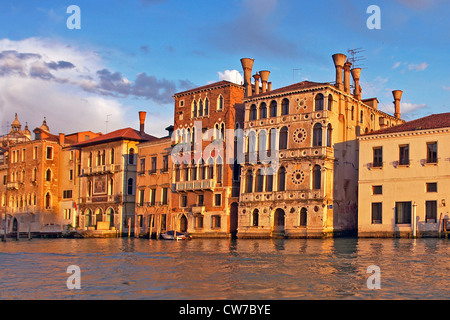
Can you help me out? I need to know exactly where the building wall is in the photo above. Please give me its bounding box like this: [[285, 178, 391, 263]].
[[135, 137, 173, 237], [237, 84, 404, 238], [358, 128, 450, 237]]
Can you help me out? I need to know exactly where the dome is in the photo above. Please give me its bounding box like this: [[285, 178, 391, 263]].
[[40, 117, 49, 132], [10, 113, 22, 132]]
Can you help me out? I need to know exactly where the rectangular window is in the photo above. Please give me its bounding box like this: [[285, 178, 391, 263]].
[[372, 185, 383, 195], [426, 142, 437, 163], [63, 190, 73, 199], [162, 155, 169, 172], [64, 209, 71, 220], [211, 215, 221, 229], [194, 215, 204, 228], [138, 189, 145, 206], [371, 202, 382, 224], [426, 182, 437, 192], [46, 146, 53, 160], [399, 145, 409, 166], [425, 200, 437, 223], [33, 146, 38, 160], [21, 149, 26, 162], [214, 193, 222, 207], [150, 157, 157, 173], [69, 169, 73, 181], [197, 195, 204, 206], [150, 188, 156, 206], [162, 187, 168, 205], [139, 158, 146, 174], [373, 147, 383, 167], [180, 195, 187, 208], [161, 214, 167, 231], [395, 201, 412, 224]]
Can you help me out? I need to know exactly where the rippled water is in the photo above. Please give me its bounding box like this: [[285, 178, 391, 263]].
[[0, 237, 449, 299]]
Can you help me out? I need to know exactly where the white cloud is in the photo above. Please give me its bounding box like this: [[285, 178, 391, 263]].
[[392, 62, 401, 69], [408, 62, 429, 71], [443, 86, 450, 91], [400, 102, 427, 113], [218, 69, 243, 85]]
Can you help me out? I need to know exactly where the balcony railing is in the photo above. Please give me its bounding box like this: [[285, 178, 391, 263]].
[[81, 164, 121, 176], [240, 189, 323, 202], [175, 179, 216, 192], [6, 181, 19, 190]]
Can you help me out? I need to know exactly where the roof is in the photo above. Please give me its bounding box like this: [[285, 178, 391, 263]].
[[173, 80, 243, 97], [248, 81, 329, 99], [71, 127, 158, 147], [363, 112, 450, 136]]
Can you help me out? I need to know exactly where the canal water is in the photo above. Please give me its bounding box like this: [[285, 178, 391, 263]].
[[0, 237, 449, 300]]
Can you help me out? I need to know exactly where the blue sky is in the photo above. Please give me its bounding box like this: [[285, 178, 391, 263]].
[[0, 0, 449, 136]]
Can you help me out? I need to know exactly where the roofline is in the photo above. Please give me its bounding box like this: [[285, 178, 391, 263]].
[[173, 80, 244, 97], [359, 126, 450, 140]]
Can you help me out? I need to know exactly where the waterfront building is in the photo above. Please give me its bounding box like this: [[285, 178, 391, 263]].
[[71, 112, 157, 236], [236, 54, 405, 238], [135, 125, 173, 238], [0, 115, 99, 236], [358, 112, 450, 237], [171, 80, 245, 237]]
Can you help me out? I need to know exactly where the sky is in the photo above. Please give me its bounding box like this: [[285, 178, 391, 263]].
[[0, 0, 449, 137]]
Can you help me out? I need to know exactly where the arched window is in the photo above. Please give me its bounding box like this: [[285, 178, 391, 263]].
[[279, 126, 288, 150], [250, 104, 257, 120], [281, 98, 289, 115], [260, 102, 267, 119], [245, 170, 253, 193], [175, 163, 181, 182], [312, 165, 321, 190], [45, 192, 51, 208], [88, 152, 92, 167], [204, 98, 209, 116], [266, 172, 273, 192], [110, 148, 115, 164], [300, 208, 307, 226], [252, 209, 259, 227], [45, 169, 52, 181], [278, 166, 286, 191], [313, 123, 322, 147], [247, 130, 257, 154], [208, 158, 214, 180], [127, 178, 134, 195], [326, 124, 332, 147], [360, 110, 364, 124], [256, 169, 264, 192], [193, 100, 198, 117], [198, 99, 203, 117], [217, 94, 224, 110], [97, 150, 101, 166], [108, 178, 114, 195], [258, 129, 267, 154], [87, 180, 92, 197], [128, 148, 135, 164], [216, 157, 223, 183], [327, 94, 333, 111], [351, 105, 355, 121], [315, 93, 324, 111], [191, 159, 197, 181], [270, 100, 277, 117]]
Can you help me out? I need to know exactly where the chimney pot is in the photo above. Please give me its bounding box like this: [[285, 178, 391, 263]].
[[253, 73, 261, 95], [139, 111, 146, 134], [59, 133, 64, 146], [351, 68, 362, 100], [332, 53, 347, 91], [259, 70, 270, 93], [392, 90, 403, 118], [344, 60, 352, 94], [240, 58, 255, 97]]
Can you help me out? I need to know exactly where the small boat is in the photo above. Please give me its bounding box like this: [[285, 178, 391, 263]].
[[161, 230, 190, 240]]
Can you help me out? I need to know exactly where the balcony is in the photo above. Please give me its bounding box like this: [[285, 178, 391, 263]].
[[81, 194, 122, 204], [81, 164, 121, 176], [175, 179, 216, 192], [244, 147, 334, 164], [6, 181, 19, 190], [240, 189, 323, 203]]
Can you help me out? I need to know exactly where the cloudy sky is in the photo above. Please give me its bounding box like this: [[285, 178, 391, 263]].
[[0, 0, 449, 137]]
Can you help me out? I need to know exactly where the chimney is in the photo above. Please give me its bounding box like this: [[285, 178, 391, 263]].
[[332, 53, 347, 91], [165, 125, 174, 138], [268, 82, 272, 91], [139, 111, 146, 134], [351, 68, 362, 100], [259, 70, 270, 93], [392, 90, 403, 118], [253, 73, 261, 95], [344, 60, 352, 94], [59, 133, 64, 146], [240, 58, 255, 97]]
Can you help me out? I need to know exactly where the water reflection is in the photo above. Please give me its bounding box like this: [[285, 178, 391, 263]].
[[0, 238, 449, 299]]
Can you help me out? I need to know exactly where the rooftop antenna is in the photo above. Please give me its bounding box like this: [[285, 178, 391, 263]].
[[347, 48, 366, 69], [105, 114, 112, 133], [292, 68, 302, 83]]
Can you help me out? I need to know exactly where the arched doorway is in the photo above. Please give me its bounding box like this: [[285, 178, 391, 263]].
[[230, 202, 239, 238], [12, 217, 18, 233], [179, 215, 188, 233], [84, 209, 92, 228], [300, 207, 307, 226], [273, 208, 285, 232], [106, 208, 114, 228]]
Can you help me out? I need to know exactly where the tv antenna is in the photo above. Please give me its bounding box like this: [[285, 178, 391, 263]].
[[347, 48, 366, 69], [105, 114, 112, 133], [292, 68, 302, 83]]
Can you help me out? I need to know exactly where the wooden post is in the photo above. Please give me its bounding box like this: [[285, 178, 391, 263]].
[[438, 213, 442, 238], [128, 217, 131, 238], [28, 222, 31, 240], [156, 215, 160, 240], [136, 216, 141, 238], [16, 221, 19, 241], [149, 215, 154, 239]]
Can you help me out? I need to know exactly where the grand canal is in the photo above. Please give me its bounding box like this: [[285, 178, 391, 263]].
[[0, 237, 449, 300]]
